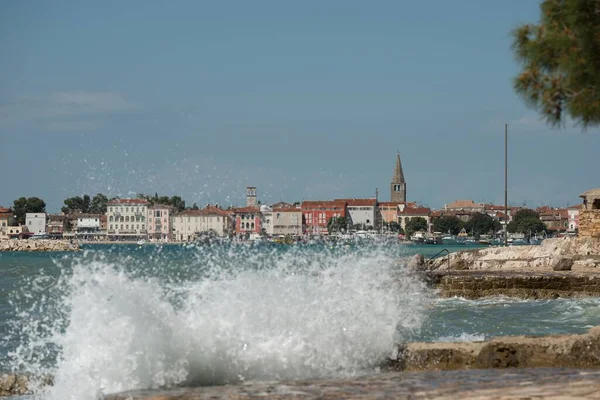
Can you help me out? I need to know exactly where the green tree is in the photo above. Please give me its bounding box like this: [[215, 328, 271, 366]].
[[385, 221, 404, 234], [507, 208, 547, 235], [432, 216, 464, 235], [327, 216, 348, 233], [62, 196, 85, 214], [405, 217, 428, 237], [169, 196, 186, 212], [464, 213, 501, 237], [89, 193, 109, 214], [513, 208, 539, 222], [512, 0, 600, 127], [12, 197, 46, 224], [190, 202, 200, 210]]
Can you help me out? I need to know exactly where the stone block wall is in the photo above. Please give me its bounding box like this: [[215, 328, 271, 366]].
[[579, 210, 600, 238]]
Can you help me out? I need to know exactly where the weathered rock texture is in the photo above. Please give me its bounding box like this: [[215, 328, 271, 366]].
[[0, 374, 37, 397], [12, 328, 600, 398], [0, 239, 79, 252], [394, 326, 600, 371], [429, 237, 600, 272], [428, 271, 600, 299], [104, 368, 600, 400], [423, 237, 600, 298], [580, 209, 600, 238]]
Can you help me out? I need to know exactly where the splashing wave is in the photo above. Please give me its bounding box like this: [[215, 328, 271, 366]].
[[6, 244, 430, 399]]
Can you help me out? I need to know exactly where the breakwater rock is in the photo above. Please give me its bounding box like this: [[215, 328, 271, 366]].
[[0, 374, 52, 397], [105, 327, 600, 399], [394, 326, 600, 371], [104, 368, 600, 400], [421, 237, 600, 298], [0, 239, 79, 252], [11, 327, 600, 398], [429, 237, 600, 272]]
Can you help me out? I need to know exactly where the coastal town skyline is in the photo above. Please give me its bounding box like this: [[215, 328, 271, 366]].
[[1, 1, 599, 212]]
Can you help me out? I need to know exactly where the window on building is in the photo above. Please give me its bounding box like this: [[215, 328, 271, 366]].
[[120, 224, 123, 230], [126, 224, 129, 230], [126, 207, 129, 212], [142, 224, 145, 230]]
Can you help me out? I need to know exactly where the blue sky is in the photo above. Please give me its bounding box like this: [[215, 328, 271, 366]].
[[1, 0, 598, 212]]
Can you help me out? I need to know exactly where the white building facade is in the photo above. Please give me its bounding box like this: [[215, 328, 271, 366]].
[[272, 208, 303, 236], [106, 198, 149, 238], [25, 213, 46, 234], [75, 214, 102, 232], [172, 207, 232, 241], [260, 205, 274, 236], [147, 205, 174, 240], [337, 199, 377, 229]]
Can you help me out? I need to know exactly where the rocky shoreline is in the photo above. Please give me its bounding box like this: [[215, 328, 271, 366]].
[[106, 326, 600, 399], [421, 237, 600, 299], [0, 239, 79, 252], [9, 326, 600, 398]]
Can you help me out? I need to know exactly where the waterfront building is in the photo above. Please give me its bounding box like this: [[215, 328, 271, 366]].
[[378, 202, 402, 224], [444, 200, 485, 213], [568, 205, 581, 232], [260, 205, 274, 237], [335, 198, 377, 229], [106, 198, 149, 239], [301, 200, 347, 235], [537, 207, 568, 233], [46, 215, 68, 238], [25, 213, 46, 234], [234, 206, 262, 237], [73, 214, 103, 233], [272, 207, 303, 236], [0, 207, 15, 236], [147, 204, 175, 240], [0, 225, 28, 240], [391, 152, 407, 203], [398, 207, 431, 232], [172, 206, 232, 241]]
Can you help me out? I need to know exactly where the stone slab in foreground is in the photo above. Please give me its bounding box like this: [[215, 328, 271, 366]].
[[105, 368, 600, 399], [105, 327, 600, 399], [398, 326, 600, 371]]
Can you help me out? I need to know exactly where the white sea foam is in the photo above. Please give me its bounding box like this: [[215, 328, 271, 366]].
[[7, 245, 430, 400]]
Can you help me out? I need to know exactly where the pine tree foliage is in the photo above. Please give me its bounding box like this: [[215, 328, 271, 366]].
[[512, 0, 600, 127]]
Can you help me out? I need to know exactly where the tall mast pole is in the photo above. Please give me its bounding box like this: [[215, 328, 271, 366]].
[[504, 123, 508, 247]]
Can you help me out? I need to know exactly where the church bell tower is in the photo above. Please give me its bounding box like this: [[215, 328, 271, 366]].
[[391, 152, 406, 203]]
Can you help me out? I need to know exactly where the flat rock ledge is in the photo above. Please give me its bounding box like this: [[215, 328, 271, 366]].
[[103, 327, 600, 400], [421, 237, 600, 299], [0, 239, 79, 252]]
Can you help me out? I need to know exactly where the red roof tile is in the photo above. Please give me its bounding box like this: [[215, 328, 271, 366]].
[[399, 207, 431, 216], [302, 200, 347, 208], [335, 198, 377, 207], [273, 208, 302, 213], [231, 206, 260, 213]]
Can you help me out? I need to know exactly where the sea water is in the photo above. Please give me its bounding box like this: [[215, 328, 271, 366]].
[[1, 243, 600, 400]]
